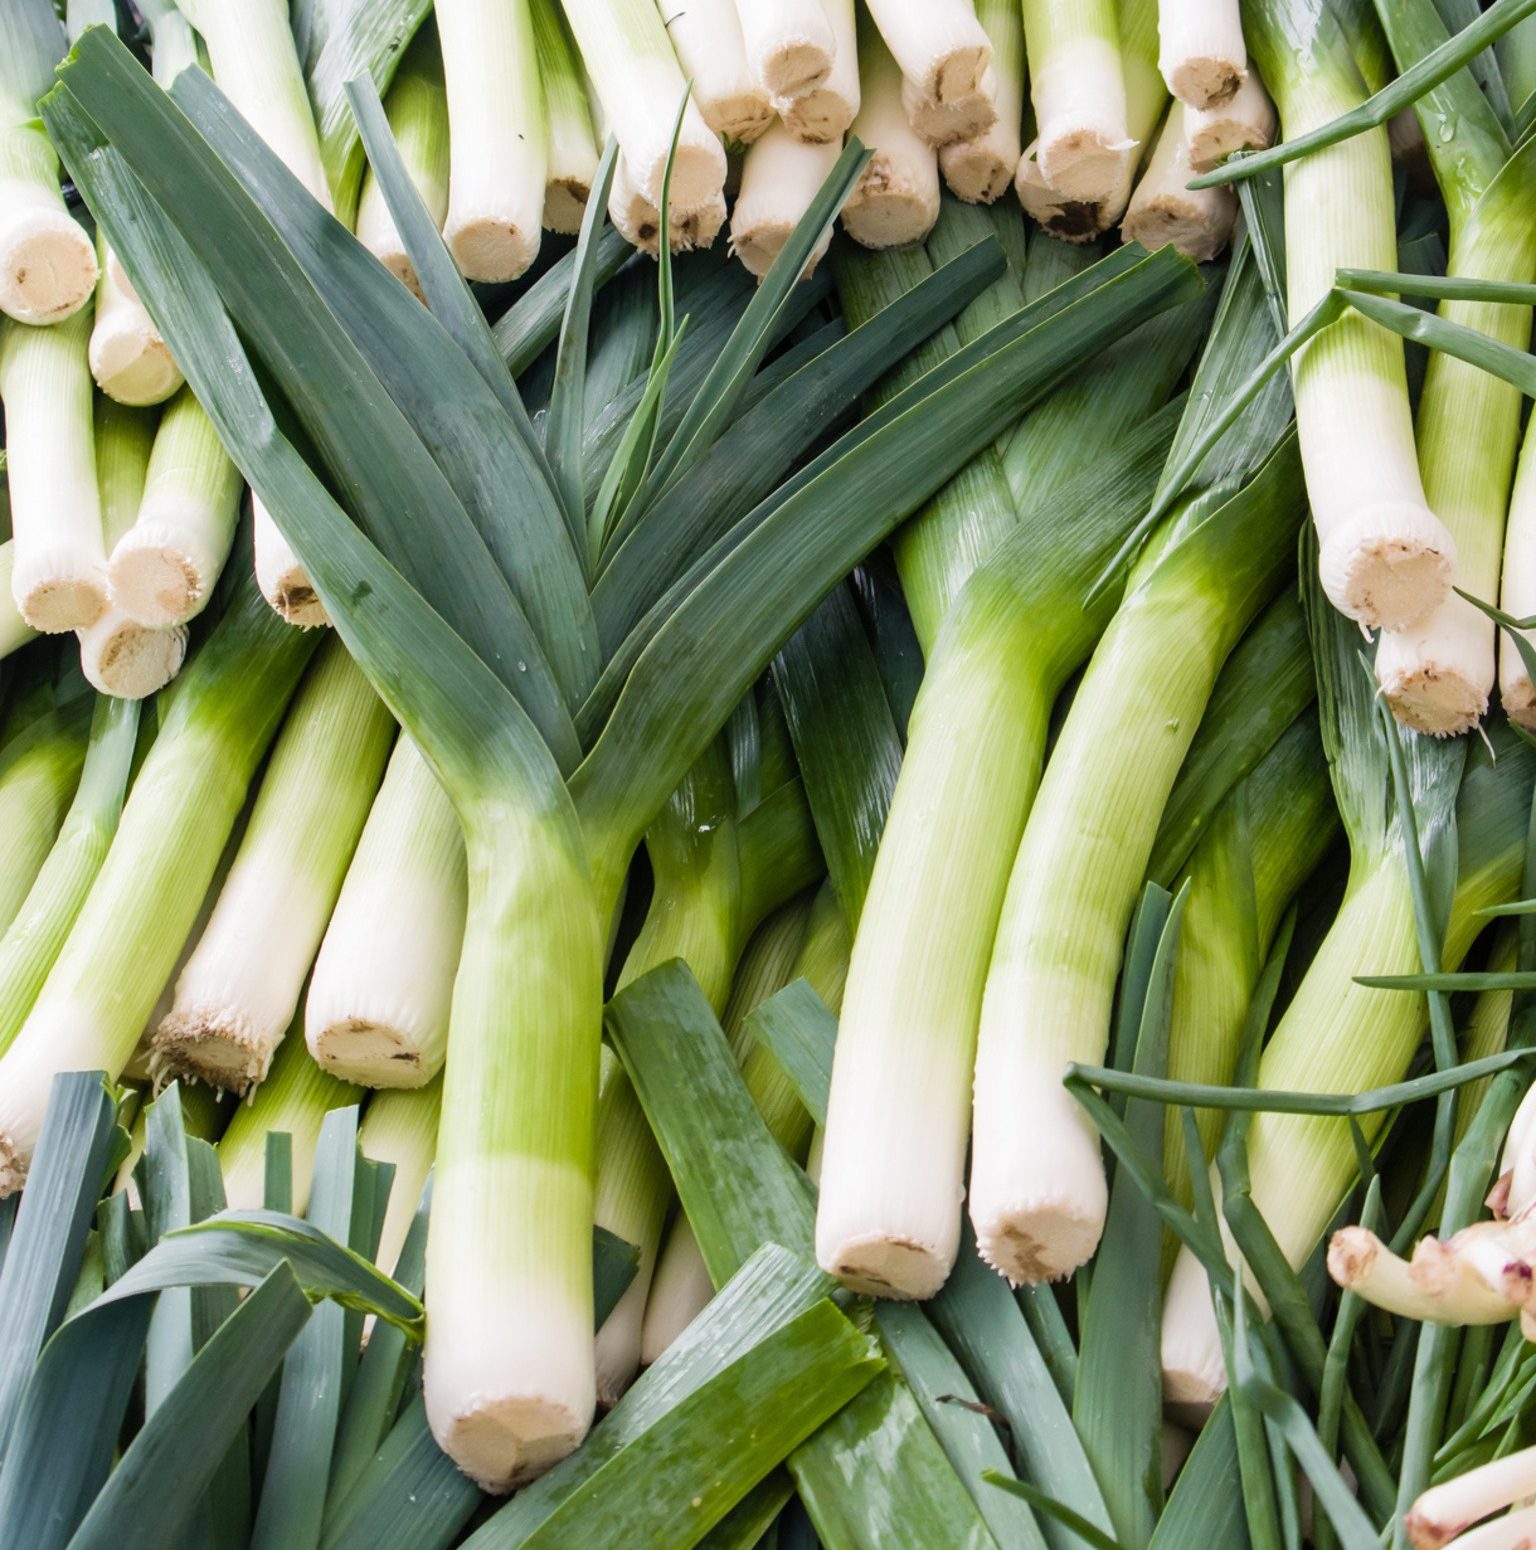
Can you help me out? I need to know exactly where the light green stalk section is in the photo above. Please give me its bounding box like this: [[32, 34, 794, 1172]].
[[109, 384, 243, 627], [1242, 0, 1444, 630], [0, 0, 97, 323], [0, 699, 90, 936], [353, 29, 450, 296], [219, 1009, 360, 1211], [531, 0, 597, 234], [152, 637, 395, 1092], [0, 690, 139, 1058], [359, 1076, 443, 1273], [1160, 714, 1337, 1229], [1374, 1, 1536, 733], [0, 544, 36, 661], [0, 582, 318, 1191], [969, 437, 1303, 1285], [93, 396, 156, 550], [305, 734, 467, 1086]]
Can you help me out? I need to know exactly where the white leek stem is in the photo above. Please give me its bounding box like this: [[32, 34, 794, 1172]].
[[732, 0, 836, 99], [107, 385, 243, 628], [436, 0, 546, 281], [1406, 1450, 1536, 1550], [0, 309, 108, 632], [152, 642, 394, 1092], [658, 0, 773, 146], [0, 124, 98, 325], [1121, 101, 1235, 262], [939, 0, 1024, 203], [902, 69, 998, 149], [254, 495, 326, 628], [639, 1214, 715, 1365], [729, 124, 839, 279], [359, 1079, 443, 1272], [1185, 70, 1275, 173], [88, 232, 182, 407], [306, 736, 467, 1086], [777, 0, 858, 143], [842, 14, 941, 249], [0, 546, 37, 661], [563, 0, 727, 207], [864, 0, 992, 106], [1501, 1077, 1536, 1217], [608, 154, 727, 256], [1023, 0, 1135, 201], [1499, 415, 1536, 726], [533, 1, 599, 234], [1326, 1226, 1516, 1325], [353, 31, 450, 297], [1157, 0, 1246, 109], [1014, 141, 1110, 244]]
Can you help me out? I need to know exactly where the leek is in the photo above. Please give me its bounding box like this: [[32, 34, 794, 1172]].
[[902, 69, 999, 151], [0, 0, 97, 323], [152, 638, 393, 1092], [1023, 0, 1133, 201], [1243, 0, 1453, 631], [731, 0, 836, 101], [777, 0, 858, 144], [76, 397, 187, 700], [842, 12, 941, 250], [106, 385, 243, 629], [353, 29, 450, 296], [968, 439, 1302, 1287], [1158, 0, 1247, 109], [658, 0, 774, 148], [0, 309, 108, 633], [1373, 1, 1536, 735], [939, 0, 1025, 204], [436, 0, 546, 282], [0, 542, 37, 662], [359, 1078, 443, 1273], [1499, 409, 1536, 724], [730, 126, 840, 280], [864, 0, 992, 109], [533, 1, 599, 235], [218, 1010, 360, 1211], [0, 580, 317, 1192], [305, 735, 467, 1087], [1185, 69, 1274, 172], [607, 154, 727, 257], [87, 231, 182, 407], [1122, 102, 1236, 262], [562, 0, 727, 209]]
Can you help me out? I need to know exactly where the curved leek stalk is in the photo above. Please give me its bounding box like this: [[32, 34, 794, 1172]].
[[306, 735, 467, 1086], [1244, 0, 1451, 631], [152, 639, 394, 1091], [359, 1078, 443, 1273], [0, 582, 318, 1193], [106, 385, 243, 629], [218, 1010, 360, 1211], [0, 309, 108, 633]]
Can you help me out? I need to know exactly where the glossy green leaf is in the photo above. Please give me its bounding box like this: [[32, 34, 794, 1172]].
[[741, 980, 838, 1129]]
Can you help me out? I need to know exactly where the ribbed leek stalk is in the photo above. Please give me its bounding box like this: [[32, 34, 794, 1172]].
[[1161, 729, 1535, 1406], [306, 735, 467, 1086], [353, 30, 450, 297], [0, 0, 97, 323], [777, 0, 858, 143], [938, 0, 1024, 203], [435, 0, 546, 282], [1184, 67, 1273, 171], [359, 1078, 443, 1273], [177, 0, 330, 627], [532, 1, 598, 234], [0, 309, 108, 633], [1157, 0, 1246, 108], [864, 0, 991, 109], [0, 694, 132, 1066], [0, 698, 91, 938], [658, 0, 774, 147], [842, 11, 941, 250], [732, 0, 836, 100], [88, 231, 182, 407], [1159, 714, 1336, 1227], [77, 395, 187, 701], [106, 385, 243, 629], [646, 884, 852, 1361], [152, 638, 394, 1091], [1023, 0, 1132, 200], [1243, 0, 1451, 631], [1500, 418, 1536, 725], [1374, 9, 1536, 735], [562, 0, 727, 209], [218, 1010, 360, 1211], [967, 438, 1302, 1288], [729, 125, 840, 280], [0, 581, 317, 1192], [1122, 102, 1235, 262]]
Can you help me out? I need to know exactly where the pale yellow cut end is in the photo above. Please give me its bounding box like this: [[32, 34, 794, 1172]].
[[1169, 58, 1245, 111], [1379, 662, 1487, 738], [311, 1018, 431, 1088], [152, 1014, 271, 1094], [447, 217, 540, 284], [438, 1396, 586, 1493], [760, 40, 834, 100], [542, 180, 591, 237], [822, 1231, 952, 1300], [975, 1199, 1103, 1284], [19, 573, 108, 634], [0, 212, 99, 325], [90, 320, 182, 407]]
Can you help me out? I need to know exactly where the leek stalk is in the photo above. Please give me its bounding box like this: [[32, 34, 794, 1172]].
[[359, 1078, 443, 1274], [938, 0, 1025, 204], [533, 2, 599, 235], [87, 230, 182, 407], [1158, 0, 1247, 109], [1122, 102, 1236, 262], [1185, 69, 1274, 172], [657, 0, 774, 148], [732, 0, 836, 101], [730, 126, 840, 280], [1023, 0, 1133, 201], [152, 638, 394, 1092], [0, 698, 91, 938], [864, 0, 992, 109], [776, 0, 858, 144]]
